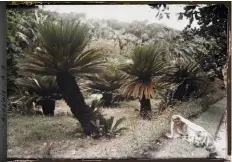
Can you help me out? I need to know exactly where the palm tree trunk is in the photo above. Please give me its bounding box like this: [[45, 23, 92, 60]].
[[139, 95, 152, 119], [41, 99, 55, 116], [102, 92, 113, 107], [56, 72, 101, 137]]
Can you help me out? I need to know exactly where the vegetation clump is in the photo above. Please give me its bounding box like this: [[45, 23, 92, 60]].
[[87, 64, 127, 107], [7, 4, 228, 145], [12, 76, 61, 116], [17, 20, 123, 138]]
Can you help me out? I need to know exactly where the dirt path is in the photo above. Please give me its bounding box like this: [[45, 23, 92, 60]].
[[145, 97, 227, 159], [214, 110, 227, 159]]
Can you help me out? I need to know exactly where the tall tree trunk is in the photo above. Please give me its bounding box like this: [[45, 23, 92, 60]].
[[41, 99, 55, 116], [139, 95, 152, 120], [173, 83, 186, 101], [56, 72, 102, 138]]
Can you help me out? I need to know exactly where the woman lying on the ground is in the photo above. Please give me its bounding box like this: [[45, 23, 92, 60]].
[[166, 115, 219, 158]]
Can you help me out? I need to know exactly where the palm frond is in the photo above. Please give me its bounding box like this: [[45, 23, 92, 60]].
[[105, 116, 115, 131], [87, 63, 127, 93], [18, 20, 106, 77], [86, 63, 128, 106], [120, 78, 155, 100], [121, 43, 170, 78], [14, 76, 61, 104], [111, 117, 126, 133], [101, 116, 128, 138], [119, 43, 173, 100], [114, 127, 129, 134], [160, 57, 210, 100]]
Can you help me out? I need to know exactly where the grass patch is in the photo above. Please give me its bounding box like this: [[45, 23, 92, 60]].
[[7, 91, 225, 158], [8, 115, 82, 145]]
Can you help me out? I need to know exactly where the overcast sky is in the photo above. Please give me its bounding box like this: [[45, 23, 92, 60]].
[[42, 5, 198, 30]]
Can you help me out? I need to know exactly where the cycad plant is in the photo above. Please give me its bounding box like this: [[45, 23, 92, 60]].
[[120, 42, 172, 119], [90, 109, 128, 138], [87, 64, 127, 107], [17, 20, 108, 138], [163, 57, 211, 101], [13, 76, 62, 116], [103, 116, 128, 138]]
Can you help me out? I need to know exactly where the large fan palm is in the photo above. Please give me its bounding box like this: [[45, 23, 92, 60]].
[[120, 42, 172, 119], [18, 20, 107, 137], [13, 76, 62, 116]]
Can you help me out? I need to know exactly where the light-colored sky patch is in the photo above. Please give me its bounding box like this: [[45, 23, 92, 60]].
[[42, 5, 198, 30]]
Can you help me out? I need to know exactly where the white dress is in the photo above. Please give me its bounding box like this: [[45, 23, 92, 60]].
[[167, 115, 218, 154]]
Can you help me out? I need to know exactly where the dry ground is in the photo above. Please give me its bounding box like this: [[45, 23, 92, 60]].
[[7, 90, 225, 159]]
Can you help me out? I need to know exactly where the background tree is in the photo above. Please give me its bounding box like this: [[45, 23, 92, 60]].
[[7, 8, 32, 96], [150, 4, 229, 80], [180, 4, 228, 79], [7, 8, 52, 97]]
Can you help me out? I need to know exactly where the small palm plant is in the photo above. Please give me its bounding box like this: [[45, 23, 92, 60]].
[[90, 109, 128, 138], [17, 20, 108, 138], [87, 64, 127, 107], [103, 116, 128, 138], [120, 42, 172, 119], [13, 76, 62, 116]]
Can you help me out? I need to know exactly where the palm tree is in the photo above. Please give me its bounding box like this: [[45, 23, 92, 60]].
[[14, 76, 62, 116], [17, 20, 107, 137], [87, 64, 127, 107], [163, 58, 211, 101], [120, 42, 172, 119]]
